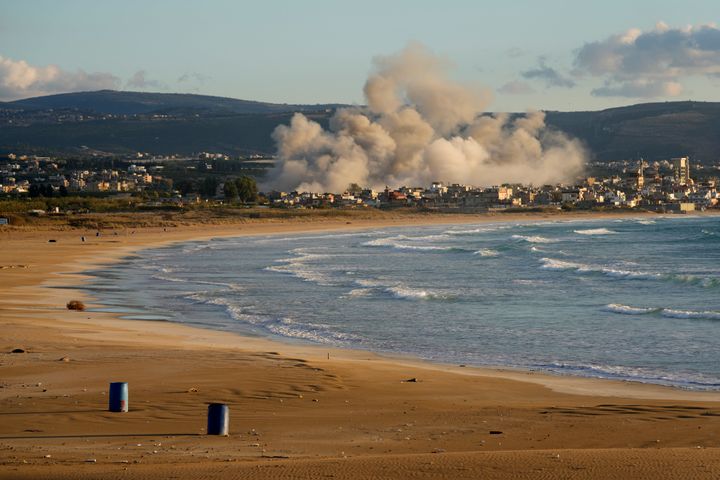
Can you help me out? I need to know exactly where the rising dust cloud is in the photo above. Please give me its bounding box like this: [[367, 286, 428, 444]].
[[266, 43, 586, 193]]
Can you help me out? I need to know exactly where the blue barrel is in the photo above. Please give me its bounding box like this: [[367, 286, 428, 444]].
[[207, 403, 229, 435], [109, 382, 128, 412]]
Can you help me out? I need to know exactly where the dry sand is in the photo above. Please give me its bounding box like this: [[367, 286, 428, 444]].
[[2, 212, 720, 479]]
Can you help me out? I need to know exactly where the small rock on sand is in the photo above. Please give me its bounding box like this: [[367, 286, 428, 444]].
[[10, 348, 25, 354]]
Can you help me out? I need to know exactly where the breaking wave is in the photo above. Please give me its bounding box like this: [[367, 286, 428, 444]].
[[604, 303, 720, 321], [603, 303, 660, 315], [574, 228, 617, 235], [264, 248, 339, 286], [352, 278, 449, 301], [540, 257, 719, 287], [535, 361, 720, 390], [511, 234, 558, 244], [473, 248, 499, 257], [185, 291, 360, 344], [363, 235, 467, 252]]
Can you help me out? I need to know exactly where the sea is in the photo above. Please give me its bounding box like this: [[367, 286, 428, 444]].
[[84, 215, 720, 391]]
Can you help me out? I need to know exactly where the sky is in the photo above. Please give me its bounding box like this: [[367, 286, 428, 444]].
[[1, 0, 719, 111]]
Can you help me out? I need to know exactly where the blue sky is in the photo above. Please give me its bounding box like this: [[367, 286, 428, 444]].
[[1, 0, 719, 111]]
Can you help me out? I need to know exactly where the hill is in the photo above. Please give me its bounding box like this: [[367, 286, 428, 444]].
[[544, 101, 720, 163], [6, 90, 344, 115], [1, 91, 719, 163]]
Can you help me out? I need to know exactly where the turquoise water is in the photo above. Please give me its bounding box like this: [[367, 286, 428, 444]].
[[85, 215, 720, 390]]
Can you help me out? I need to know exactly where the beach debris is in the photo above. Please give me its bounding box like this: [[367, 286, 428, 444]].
[[187, 387, 198, 393], [459, 364, 466, 367], [66, 300, 86, 311], [432, 448, 446, 454], [312, 398, 319, 402], [109, 382, 129, 412], [489, 430, 503, 435], [10, 348, 25, 353], [84, 458, 97, 463], [207, 403, 229, 436], [44, 454, 52, 458], [48, 239, 57, 243], [402, 378, 419, 383], [58, 356, 71, 362]]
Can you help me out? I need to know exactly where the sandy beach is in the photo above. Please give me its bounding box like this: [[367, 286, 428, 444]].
[[2, 212, 720, 479]]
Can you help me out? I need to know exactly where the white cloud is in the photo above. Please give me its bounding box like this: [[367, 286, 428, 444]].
[[574, 23, 720, 98], [0, 54, 120, 101]]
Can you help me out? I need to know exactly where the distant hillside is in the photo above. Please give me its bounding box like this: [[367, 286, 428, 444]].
[[544, 101, 720, 163], [0, 112, 334, 157], [6, 90, 345, 115], [1, 91, 719, 162]]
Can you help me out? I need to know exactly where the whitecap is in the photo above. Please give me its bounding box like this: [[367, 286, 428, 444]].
[[661, 308, 720, 321], [574, 228, 617, 235], [511, 234, 558, 243], [603, 303, 658, 315], [385, 285, 433, 299], [540, 257, 661, 280], [352, 278, 447, 301], [363, 235, 463, 252], [473, 249, 499, 257], [444, 225, 508, 235]]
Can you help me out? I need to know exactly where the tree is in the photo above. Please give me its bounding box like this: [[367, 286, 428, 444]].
[[59, 185, 69, 197], [223, 181, 238, 200], [28, 184, 41, 198], [176, 180, 195, 195], [200, 176, 219, 197], [235, 175, 258, 203], [347, 183, 362, 195]]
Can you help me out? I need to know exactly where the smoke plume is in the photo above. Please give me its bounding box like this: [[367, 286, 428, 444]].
[[267, 43, 586, 193]]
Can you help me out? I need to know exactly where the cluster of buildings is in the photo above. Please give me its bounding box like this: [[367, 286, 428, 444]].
[[1, 152, 719, 214], [268, 157, 719, 213], [0, 154, 167, 194]]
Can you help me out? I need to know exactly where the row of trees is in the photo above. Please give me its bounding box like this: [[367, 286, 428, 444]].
[[24, 175, 258, 203], [28, 184, 68, 197]]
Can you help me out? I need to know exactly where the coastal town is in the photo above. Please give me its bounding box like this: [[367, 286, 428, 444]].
[[1, 152, 719, 216]]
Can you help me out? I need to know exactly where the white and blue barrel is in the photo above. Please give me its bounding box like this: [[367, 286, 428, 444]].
[[108, 382, 129, 412], [207, 403, 229, 435]]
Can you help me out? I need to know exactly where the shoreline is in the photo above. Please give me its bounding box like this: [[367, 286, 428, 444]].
[[3, 211, 720, 479], [20, 210, 720, 399]]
